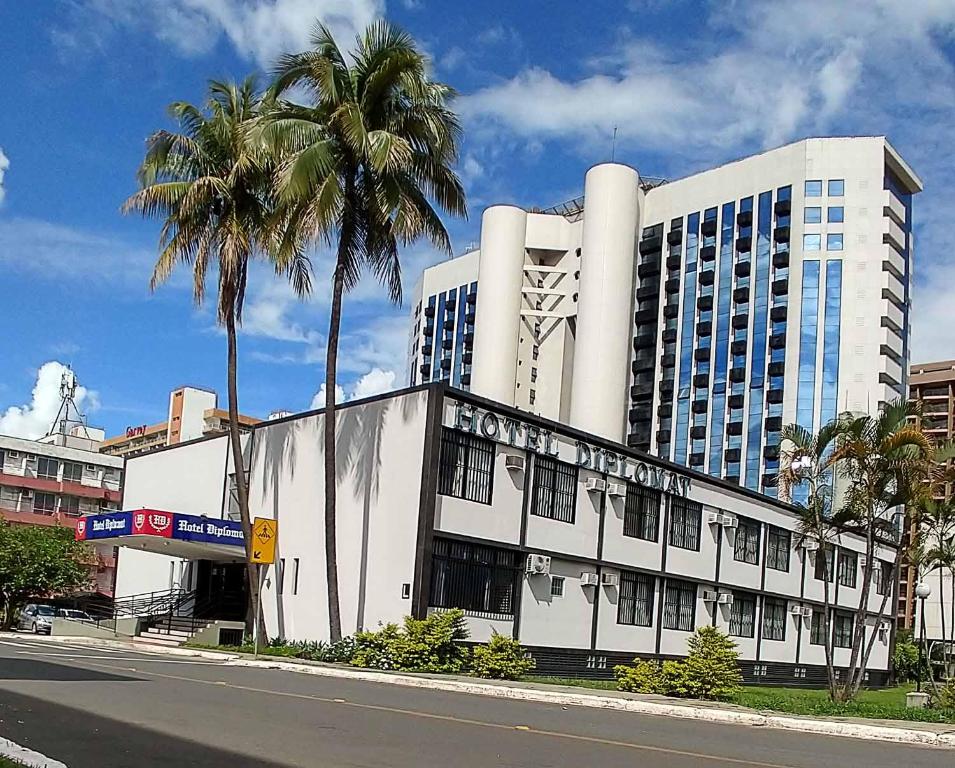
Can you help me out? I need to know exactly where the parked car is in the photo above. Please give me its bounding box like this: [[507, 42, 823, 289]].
[[56, 609, 94, 623], [18, 604, 55, 634]]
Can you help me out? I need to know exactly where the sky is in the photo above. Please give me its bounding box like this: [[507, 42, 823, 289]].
[[1, 0, 955, 440]]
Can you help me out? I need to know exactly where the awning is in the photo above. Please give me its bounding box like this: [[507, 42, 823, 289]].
[[76, 509, 245, 561]]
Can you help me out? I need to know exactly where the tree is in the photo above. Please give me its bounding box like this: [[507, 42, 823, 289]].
[[266, 21, 466, 640], [123, 79, 310, 636], [920, 496, 955, 679], [0, 521, 92, 627]]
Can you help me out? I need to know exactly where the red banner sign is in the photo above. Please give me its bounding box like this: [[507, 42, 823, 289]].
[[132, 509, 174, 538]]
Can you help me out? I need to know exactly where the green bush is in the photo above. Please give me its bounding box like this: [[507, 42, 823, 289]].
[[470, 633, 536, 679], [349, 609, 470, 673], [936, 678, 955, 709], [614, 626, 742, 701], [892, 629, 923, 683]]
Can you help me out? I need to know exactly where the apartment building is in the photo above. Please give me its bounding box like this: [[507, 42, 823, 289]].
[[100, 386, 259, 459], [408, 137, 920, 499]]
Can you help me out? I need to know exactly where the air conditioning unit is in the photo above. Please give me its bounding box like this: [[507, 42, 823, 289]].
[[607, 482, 626, 497], [859, 556, 868, 568], [19, 489, 32, 499], [801, 539, 820, 552], [7, 451, 19, 459], [601, 572, 619, 587], [789, 603, 804, 615], [580, 572, 599, 587], [702, 589, 719, 602], [585, 477, 606, 493], [717, 593, 734, 605], [720, 514, 738, 529], [801, 606, 813, 618], [525, 554, 551, 576], [505, 454, 525, 472], [707, 511, 722, 525]]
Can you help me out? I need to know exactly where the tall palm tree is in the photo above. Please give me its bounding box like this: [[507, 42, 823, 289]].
[[922, 497, 955, 677], [265, 21, 466, 641], [123, 79, 310, 636]]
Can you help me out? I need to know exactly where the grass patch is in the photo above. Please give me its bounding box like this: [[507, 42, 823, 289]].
[[522, 675, 618, 691], [0, 756, 26, 767]]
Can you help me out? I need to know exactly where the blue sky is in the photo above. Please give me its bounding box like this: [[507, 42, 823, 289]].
[[1, 0, 954, 439]]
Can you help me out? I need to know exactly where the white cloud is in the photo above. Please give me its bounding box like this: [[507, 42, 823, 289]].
[[0, 148, 9, 206], [74, 0, 383, 68], [310, 382, 344, 409], [0, 362, 99, 440], [241, 277, 321, 346], [350, 367, 397, 400]]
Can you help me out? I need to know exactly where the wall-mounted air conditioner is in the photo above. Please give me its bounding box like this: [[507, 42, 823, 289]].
[[505, 454, 525, 472], [789, 603, 804, 615], [707, 511, 722, 525], [585, 477, 606, 493], [525, 554, 551, 576], [720, 514, 738, 529], [717, 593, 734, 605], [580, 572, 599, 587], [607, 482, 626, 497], [801, 539, 820, 551], [19, 489, 32, 499], [801, 606, 813, 619], [702, 589, 719, 602], [601, 572, 619, 587]]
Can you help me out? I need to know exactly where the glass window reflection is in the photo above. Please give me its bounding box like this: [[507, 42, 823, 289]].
[[827, 233, 844, 251], [803, 234, 821, 251], [805, 180, 823, 197], [804, 207, 821, 224], [828, 179, 844, 196], [827, 206, 844, 223]]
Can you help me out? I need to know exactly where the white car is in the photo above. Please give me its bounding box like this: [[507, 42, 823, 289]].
[[56, 609, 93, 623], [18, 604, 55, 634]]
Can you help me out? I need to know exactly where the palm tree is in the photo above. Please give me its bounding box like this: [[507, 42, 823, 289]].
[[778, 418, 848, 700], [921, 497, 955, 678], [265, 21, 466, 641], [123, 79, 310, 636]]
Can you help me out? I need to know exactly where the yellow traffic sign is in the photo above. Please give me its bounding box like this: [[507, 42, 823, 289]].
[[250, 518, 277, 564]]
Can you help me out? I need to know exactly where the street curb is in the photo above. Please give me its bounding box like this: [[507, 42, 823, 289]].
[[37, 634, 240, 661], [0, 735, 67, 768]]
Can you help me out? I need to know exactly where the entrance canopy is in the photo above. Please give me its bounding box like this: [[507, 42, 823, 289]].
[[76, 509, 245, 561]]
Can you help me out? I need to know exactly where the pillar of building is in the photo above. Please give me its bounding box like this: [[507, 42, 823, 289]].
[[470, 205, 528, 405], [568, 163, 641, 441]]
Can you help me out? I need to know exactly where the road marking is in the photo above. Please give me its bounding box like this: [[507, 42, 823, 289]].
[[12, 652, 222, 665], [78, 661, 802, 768], [0, 735, 67, 768]]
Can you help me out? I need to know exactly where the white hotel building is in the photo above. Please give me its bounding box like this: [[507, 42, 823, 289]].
[[408, 137, 920, 498], [96, 384, 897, 686]]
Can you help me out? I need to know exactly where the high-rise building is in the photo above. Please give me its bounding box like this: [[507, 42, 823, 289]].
[[99, 386, 259, 459], [408, 137, 920, 496]]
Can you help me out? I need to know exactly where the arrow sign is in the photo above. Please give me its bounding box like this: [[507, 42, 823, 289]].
[[250, 518, 277, 564]]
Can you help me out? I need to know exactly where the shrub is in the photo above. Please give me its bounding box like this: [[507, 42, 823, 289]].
[[614, 658, 669, 694], [892, 629, 923, 683], [349, 609, 470, 673], [936, 678, 955, 710], [470, 633, 536, 679]]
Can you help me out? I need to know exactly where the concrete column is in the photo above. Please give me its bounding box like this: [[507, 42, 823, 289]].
[[569, 163, 641, 441], [470, 205, 528, 405]]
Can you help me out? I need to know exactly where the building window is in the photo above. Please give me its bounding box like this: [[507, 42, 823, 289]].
[[733, 517, 760, 565], [623, 484, 661, 541], [662, 579, 696, 631], [820, 260, 843, 424], [531, 456, 577, 524], [810, 610, 827, 645], [668, 497, 702, 551], [617, 572, 654, 627], [827, 206, 844, 223], [805, 180, 823, 197], [766, 527, 791, 571], [292, 558, 300, 595], [803, 234, 821, 251], [277, 558, 285, 594], [804, 206, 822, 224], [828, 179, 845, 196], [876, 560, 894, 596], [833, 612, 854, 648], [36, 457, 59, 480], [729, 592, 756, 638], [33, 492, 56, 514], [550, 576, 564, 597], [796, 260, 821, 433], [763, 597, 787, 641], [429, 538, 521, 617], [837, 550, 858, 588], [60, 496, 80, 516], [826, 233, 844, 251], [437, 428, 495, 505], [814, 545, 835, 582], [62, 462, 83, 483]]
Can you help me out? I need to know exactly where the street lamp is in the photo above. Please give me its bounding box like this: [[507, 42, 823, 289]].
[[915, 581, 932, 693]]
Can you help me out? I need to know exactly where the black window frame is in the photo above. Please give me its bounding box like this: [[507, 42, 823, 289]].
[[662, 578, 697, 631], [617, 571, 655, 627], [733, 517, 761, 565], [762, 597, 787, 641], [766, 526, 791, 571], [531, 455, 578, 524], [550, 575, 565, 597], [437, 428, 495, 505], [833, 611, 854, 648], [668, 498, 702, 551], [876, 560, 894, 596], [623, 483, 661, 542], [429, 538, 522, 618], [810, 610, 827, 646], [62, 461, 83, 483], [729, 591, 756, 638], [36, 456, 59, 480], [814, 545, 835, 582], [837, 550, 858, 588], [33, 491, 57, 514]]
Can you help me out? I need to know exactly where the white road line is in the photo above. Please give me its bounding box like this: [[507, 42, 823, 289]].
[[12, 652, 222, 664], [0, 735, 67, 768]]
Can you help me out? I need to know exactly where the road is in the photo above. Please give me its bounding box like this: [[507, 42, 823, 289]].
[[0, 635, 950, 768]]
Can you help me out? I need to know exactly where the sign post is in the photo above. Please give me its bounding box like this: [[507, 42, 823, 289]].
[[250, 518, 277, 659]]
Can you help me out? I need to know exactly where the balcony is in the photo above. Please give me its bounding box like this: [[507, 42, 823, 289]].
[[657, 429, 672, 444], [733, 286, 750, 303], [762, 474, 778, 488], [465, 311, 476, 324], [667, 229, 683, 245], [700, 244, 717, 262], [774, 199, 791, 217], [464, 331, 474, 345], [631, 382, 653, 399], [440, 357, 452, 370], [466, 290, 477, 304], [725, 448, 741, 463], [883, 188, 907, 226], [736, 235, 752, 253], [696, 321, 713, 336], [727, 421, 743, 436], [771, 278, 789, 296], [694, 347, 710, 362], [693, 372, 710, 387], [422, 343, 432, 355], [666, 254, 682, 270], [658, 403, 673, 418], [628, 407, 649, 424], [881, 300, 904, 334], [665, 277, 681, 294], [724, 474, 741, 484], [663, 303, 679, 319], [639, 235, 663, 255], [424, 305, 435, 318], [728, 394, 745, 409], [697, 294, 714, 311], [419, 364, 430, 375], [764, 445, 780, 460], [638, 260, 661, 278], [701, 218, 718, 237], [765, 415, 783, 432], [689, 453, 705, 466], [731, 340, 747, 355], [773, 225, 791, 243], [637, 283, 660, 301], [633, 356, 654, 374], [635, 308, 658, 324], [633, 333, 656, 350], [770, 305, 787, 322], [882, 270, 905, 306], [772, 251, 789, 269], [883, 216, 906, 254], [423, 323, 434, 337], [690, 425, 707, 440], [882, 246, 905, 280], [735, 260, 751, 277], [732, 314, 749, 330], [446, 296, 457, 310], [662, 328, 678, 343], [443, 318, 455, 331], [768, 361, 785, 377], [880, 326, 903, 362], [659, 379, 675, 395], [661, 353, 676, 368], [699, 269, 715, 286], [463, 351, 472, 364], [729, 367, 747, 383], [766, 388, 784, 404], [769, 332, 787, 349], [737, 210, 753, 227], [692, 399, 708, 414]]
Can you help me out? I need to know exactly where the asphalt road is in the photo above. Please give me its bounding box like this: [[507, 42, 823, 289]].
[[0, 636, 951, 768]]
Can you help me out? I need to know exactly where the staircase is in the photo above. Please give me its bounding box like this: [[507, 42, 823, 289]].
[[133, 615, 212, 648]]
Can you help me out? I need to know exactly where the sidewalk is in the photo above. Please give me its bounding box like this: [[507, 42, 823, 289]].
[[37, 634, 955, 749]]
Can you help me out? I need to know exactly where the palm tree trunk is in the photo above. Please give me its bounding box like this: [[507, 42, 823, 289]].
[[323, 260, 345, 643], [822, 554, 838, 701], [939, 567, 947, 679], [225, 306, 265, 642], [853, 543, 904, 696], [846, 518, 876, 697]]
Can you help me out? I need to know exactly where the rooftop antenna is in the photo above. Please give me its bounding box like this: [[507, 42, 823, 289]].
[[611, 125, 619, 162], [46, 366, 91, 439]]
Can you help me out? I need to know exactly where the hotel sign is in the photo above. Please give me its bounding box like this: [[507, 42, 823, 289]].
[[452, 402, 690, 497]]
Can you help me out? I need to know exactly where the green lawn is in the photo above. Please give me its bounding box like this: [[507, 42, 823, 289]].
[[0, 757, 25, 767], [523, 677, 955, 724]]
